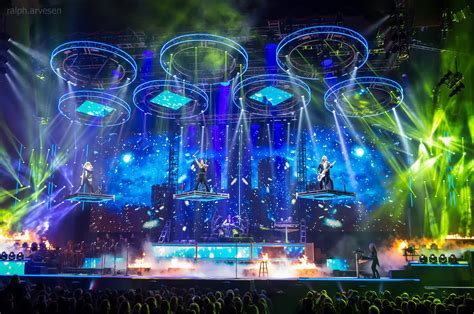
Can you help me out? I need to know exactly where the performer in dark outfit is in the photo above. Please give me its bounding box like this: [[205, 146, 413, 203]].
[[194, 157, 209, 192], [79, 162, 95, 193], [369, 243, 380, 278], [317, 155, 334, 190]]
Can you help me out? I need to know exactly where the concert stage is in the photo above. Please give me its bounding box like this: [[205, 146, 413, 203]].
[[173, 191, 230, 202], [296, 190, 356, 201], [65, 193, 115, 203]]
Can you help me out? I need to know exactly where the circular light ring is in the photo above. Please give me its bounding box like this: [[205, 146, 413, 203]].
[[50, 41, 137, 90], [232, 74, 311, 116], [160, 34, 248, 86], [133, 80, 209, 119], [58, 90, 131, 127], [276, 25, 369, 80], [324, 76, 404, 117]]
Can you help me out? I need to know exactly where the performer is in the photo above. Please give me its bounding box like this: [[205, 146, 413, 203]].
[[79, 161, 95, 193], [193, 157, 209, 192], [223, 214, 233, 226], [317, 155, 334, 190], [368, 243, 380, 279], [222, 214, 236, 238]]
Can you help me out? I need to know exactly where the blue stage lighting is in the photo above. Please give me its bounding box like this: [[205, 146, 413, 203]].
[[133, 80, 208, 119], [355, 147, 365, 157], [232, 74, 311, 116], [122, 154, 132, 163], [59, 90, 131, 127], [76, 100, 116, 117], [150, 90, 192, 110], [321, 58, 333, 67], [50, 41, 137, 90], [249, 86, 293, 106]]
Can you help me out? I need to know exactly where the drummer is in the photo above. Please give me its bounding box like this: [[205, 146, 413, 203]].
[[223, 214, 233, 226]]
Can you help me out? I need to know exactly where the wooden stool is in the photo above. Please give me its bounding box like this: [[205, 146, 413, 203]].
[[258, 260, 268, 277]]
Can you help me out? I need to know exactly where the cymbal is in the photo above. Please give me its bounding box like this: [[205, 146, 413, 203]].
[[273, 228, 299, 233]]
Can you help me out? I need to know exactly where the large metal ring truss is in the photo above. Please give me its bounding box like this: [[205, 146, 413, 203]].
[[133, 80, 209, 119], [50, 41, 137, 90], [58, 90, 131, 127], [232, 74, 311, 116], [276, 25, 369, 80], [159, 33, 248, 86], [324, 76, 404, 117]]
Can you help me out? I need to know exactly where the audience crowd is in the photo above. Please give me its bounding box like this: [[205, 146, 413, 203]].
[[0, 275, 271, 314], [296, 289, 474, 314], [1, 275, 473, 314]]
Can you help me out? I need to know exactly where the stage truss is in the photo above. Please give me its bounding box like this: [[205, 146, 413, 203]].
[[232, 74, 311, 116], [50, 41, 137, 90], [324, 76, 404, 117], [159, 33, 248, 86], [58, 90, 131, 127], [276, 25, 369, 80], [133, 80, 209, 119]]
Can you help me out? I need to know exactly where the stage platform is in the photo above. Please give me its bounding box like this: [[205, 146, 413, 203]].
[[390, 262, 473, 286], [65, 192, 115, 203], [151, 242, 310, 262], [173, 191, 229, 202], [296, 190, 356, 201]]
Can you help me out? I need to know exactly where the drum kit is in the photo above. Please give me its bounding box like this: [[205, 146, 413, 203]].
[[213, 215, 248, 238]]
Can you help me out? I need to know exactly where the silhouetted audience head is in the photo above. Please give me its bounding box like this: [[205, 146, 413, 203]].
[[2, 276, 474, 314]]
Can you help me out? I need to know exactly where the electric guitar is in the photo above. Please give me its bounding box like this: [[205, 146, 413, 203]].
[[317, 161, 336, 182]]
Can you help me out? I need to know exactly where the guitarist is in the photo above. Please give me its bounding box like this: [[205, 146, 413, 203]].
[[78, 162, 95, 193], [317, 156, 334, 190]]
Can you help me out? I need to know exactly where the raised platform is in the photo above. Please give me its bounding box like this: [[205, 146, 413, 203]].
[[296, 190, 356, 201], [391, 262, 472, 286], [173, 191, 229, 202], [65, 193, 115, 203], [151, 242, 311, 262]]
